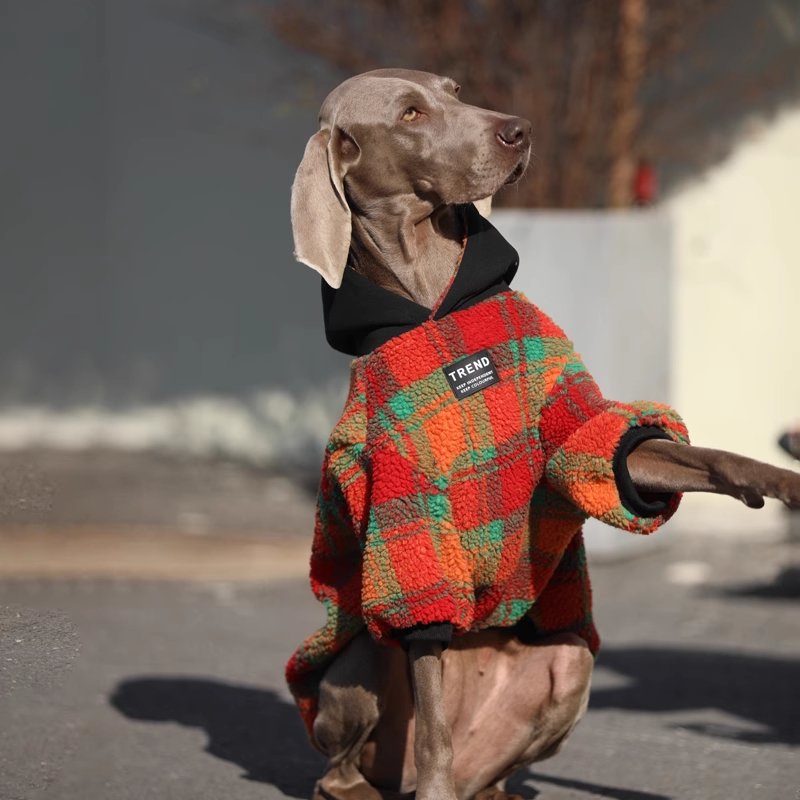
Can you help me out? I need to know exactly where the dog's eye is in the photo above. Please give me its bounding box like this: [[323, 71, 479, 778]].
[[401, 107, 421, 122], [453, 84, 461, 95]]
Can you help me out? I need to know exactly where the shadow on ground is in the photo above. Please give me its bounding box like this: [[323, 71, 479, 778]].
[[592, 647, 800, 745], [110, 678, 324, 798], [111, 645, 799, 798], [506, 770, 671, 800], [712, 564, 800, 601]]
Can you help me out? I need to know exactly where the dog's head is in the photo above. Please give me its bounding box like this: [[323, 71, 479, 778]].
[[291, 69, 531, 288]]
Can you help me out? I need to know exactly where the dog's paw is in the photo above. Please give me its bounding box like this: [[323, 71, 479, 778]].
[[314, 773, 384, 800], [712, 453, 800, 510], [780, 474, 800, 509], [474, 788, 524, 800], [764, 468, 800, 510]]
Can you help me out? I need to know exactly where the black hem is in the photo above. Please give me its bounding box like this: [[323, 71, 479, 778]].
[[613, 426, 677, 517], [396, 622, 454, 648]]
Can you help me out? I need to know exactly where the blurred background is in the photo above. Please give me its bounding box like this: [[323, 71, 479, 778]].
[[1, 0, 799, 540], [1, 2, 800, 798]]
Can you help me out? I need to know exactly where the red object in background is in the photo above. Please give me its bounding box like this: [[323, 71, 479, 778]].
[[634, 159, 657, 206]]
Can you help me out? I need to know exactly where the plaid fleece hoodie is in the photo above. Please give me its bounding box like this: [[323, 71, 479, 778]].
[[286, 205, 689, 734]]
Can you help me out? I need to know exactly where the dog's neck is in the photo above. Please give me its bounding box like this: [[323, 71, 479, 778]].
[[348, 200, 464, 310]]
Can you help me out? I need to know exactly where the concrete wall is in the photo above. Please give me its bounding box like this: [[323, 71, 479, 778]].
[[0, 0, 352, 466], [0, 0, 349, 410], [492, 211, 673, 405], [1, 1, 106, 403]]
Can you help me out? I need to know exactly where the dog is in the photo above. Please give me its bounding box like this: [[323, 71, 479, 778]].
[[286, 69, 800, 800]]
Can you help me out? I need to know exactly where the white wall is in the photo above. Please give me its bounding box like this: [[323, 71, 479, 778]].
[[492, 210, 673, 405], [668, 108, 800, 537], [496, 140, 800, 543]]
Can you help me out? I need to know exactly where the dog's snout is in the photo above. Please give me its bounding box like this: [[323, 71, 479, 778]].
[[496, 117, 531, 149]]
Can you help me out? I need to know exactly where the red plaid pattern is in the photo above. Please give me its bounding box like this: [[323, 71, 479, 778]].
[[286, 291, 688, 734]]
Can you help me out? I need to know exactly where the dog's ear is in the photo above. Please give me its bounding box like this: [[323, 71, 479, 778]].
[[291, 128, 353, 288], [473, 196, 492, 217]]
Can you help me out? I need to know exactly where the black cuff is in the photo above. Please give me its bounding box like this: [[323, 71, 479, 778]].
[[396, 622, 453, 649], [613, 426, 676, 517]]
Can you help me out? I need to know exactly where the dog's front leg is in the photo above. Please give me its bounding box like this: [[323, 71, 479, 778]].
[[408, 640, 459, 800], [627, 439, 800, 508]]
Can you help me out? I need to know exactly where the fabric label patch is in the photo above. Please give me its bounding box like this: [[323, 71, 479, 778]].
[[443, 349, 499, 400]]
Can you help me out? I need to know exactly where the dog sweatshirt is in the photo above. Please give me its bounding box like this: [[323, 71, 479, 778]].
[[285, 204, 688, 735]]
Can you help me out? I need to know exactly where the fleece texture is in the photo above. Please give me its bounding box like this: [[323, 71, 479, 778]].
[[285, 289, 688, 735]]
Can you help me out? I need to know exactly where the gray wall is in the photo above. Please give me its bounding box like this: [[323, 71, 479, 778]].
[[1, 0, 349, 407], [0, 2, 672, 472]]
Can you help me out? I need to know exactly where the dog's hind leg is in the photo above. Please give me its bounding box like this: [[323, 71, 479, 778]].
[[447, 631, 593, 800], [312, 632, 385, 800], [358, 629, 594, 800]]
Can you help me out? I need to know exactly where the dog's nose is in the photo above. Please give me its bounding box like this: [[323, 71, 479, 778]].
[[497, 117, 531, 149]]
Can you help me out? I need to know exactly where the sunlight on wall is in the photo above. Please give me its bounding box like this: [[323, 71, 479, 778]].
[[669, 107, 800, 536]]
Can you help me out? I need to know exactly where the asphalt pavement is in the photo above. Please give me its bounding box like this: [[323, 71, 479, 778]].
[[1, 450, 799, 799]]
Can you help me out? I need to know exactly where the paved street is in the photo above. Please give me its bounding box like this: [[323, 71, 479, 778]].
[[2, 523, 799, 800]]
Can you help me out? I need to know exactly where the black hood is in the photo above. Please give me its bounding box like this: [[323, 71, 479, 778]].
[[322, 203, 520, 356]]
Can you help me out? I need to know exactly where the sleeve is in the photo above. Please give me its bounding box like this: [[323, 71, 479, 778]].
[[540, 350, 690, 534]]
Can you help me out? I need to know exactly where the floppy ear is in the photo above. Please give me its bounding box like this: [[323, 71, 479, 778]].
[[291, 129, 352, 288], [473, 196, 493, 217]]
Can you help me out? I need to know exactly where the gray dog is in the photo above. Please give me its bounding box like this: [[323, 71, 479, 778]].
[[288, 69, 800, 800]]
